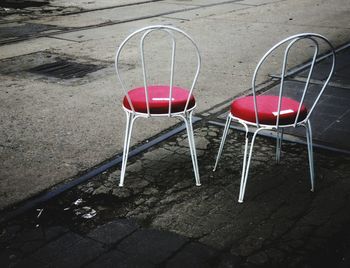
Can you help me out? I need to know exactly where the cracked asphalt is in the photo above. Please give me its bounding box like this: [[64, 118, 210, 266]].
[[1, 121, 350, 267]]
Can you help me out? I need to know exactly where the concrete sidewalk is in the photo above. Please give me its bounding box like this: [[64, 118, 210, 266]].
[[1, 1, 350, 267], [1, 47, 350, 266], [1, 0, 350, 210]]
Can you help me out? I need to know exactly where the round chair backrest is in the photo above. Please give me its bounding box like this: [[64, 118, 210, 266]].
[[115, 25, 201, 116], [251, 33, 336, 128]]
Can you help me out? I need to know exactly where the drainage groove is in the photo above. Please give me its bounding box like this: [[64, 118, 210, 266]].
[[28, 60, 104, 79]]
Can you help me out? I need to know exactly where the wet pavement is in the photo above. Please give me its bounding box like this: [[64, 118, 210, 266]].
[[2, 0, 350, 211], [266, 46, 350, 153], [2, 44, 350, 266], [216, 45, 350, 154], [1, 1, 350, 268], [1, 121, 350, 267]]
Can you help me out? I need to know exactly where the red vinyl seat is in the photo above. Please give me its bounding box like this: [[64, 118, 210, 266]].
[[123, 85, 196, 114], [231, 95, 307, 125]]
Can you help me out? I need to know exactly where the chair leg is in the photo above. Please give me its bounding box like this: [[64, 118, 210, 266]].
[[305, 120, 315, 192], [119, 111, 136, 187], [183, 112, 201, 186], [238, 129, 249, 202], [238, 128, 264, 203], [276, 128, 284, 164], [213, 114, 232, 171]]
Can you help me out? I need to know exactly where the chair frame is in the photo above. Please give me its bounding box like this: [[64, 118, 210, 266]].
[[213, 33, 336, 203], [115, 25, 201, 187]]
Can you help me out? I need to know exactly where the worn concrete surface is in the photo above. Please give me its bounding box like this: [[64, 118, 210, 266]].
[[1, 122, 349, 267], [0, 0, 350, 209]]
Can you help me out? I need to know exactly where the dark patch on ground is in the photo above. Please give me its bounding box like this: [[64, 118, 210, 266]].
[[0, 23, 60, 40], [1, 122, 350, 267], [0, 51, 112, 84], [28, 60, 104, 79], [0, 0, 49, 9]]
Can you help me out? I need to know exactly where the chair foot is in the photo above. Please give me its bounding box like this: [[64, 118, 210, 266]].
[[213, 115, 232, 172], [182, 112, 201, 187], [238, 199, 244, 203], [310, 187, 314, 192], [119, 183, 124, 187]]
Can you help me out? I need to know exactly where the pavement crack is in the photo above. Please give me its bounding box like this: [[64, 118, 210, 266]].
[[46, 36, 81, 43]]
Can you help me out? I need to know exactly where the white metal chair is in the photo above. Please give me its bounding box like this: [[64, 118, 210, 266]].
[[115, 25, 201, 187], [213, 33, 335, 203]]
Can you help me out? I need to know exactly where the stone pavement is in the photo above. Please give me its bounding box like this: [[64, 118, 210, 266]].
[[262, 46, 350, 153], [1, 120, 350, 267], [2, 0, 350, 210], [1, 1, 350, 267]]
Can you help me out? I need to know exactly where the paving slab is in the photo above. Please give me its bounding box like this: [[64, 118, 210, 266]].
[[261, 47, 350, 152], [29, 232, 106, 267], [87, 219, 138, 244], [298, 46, 350, 87], [8, 226, 68, 254], [85, 249, 155, 268], [166, 242, 218, 268], [13, 257, 46, 268], [116, 229, 188, 264]]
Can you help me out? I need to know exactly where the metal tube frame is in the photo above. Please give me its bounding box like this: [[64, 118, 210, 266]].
[[214, 33, 335, 203], [115, 25, 201, 187]]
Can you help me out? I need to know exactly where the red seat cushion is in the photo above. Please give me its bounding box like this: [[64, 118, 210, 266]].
[[123, 85, 195, 114], [231, 95, 307, 125]]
